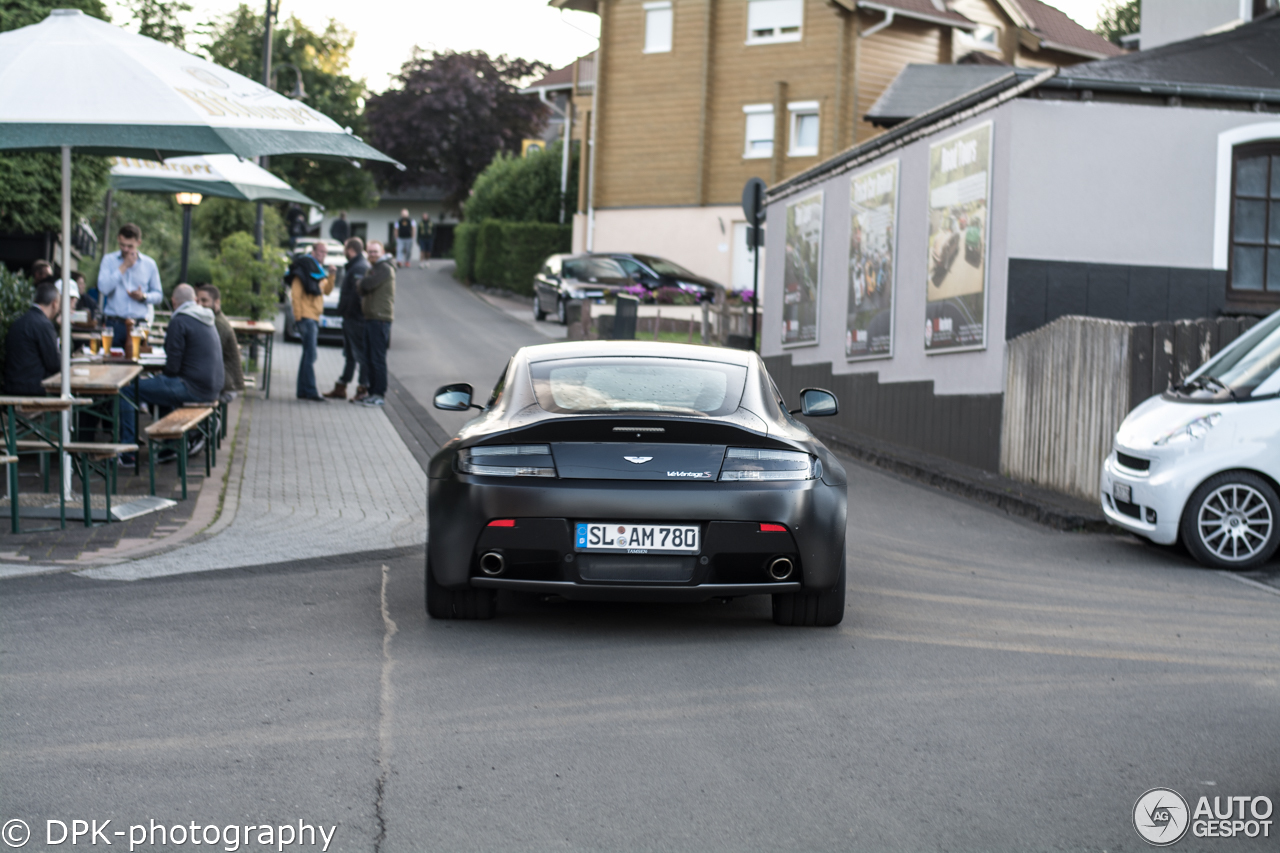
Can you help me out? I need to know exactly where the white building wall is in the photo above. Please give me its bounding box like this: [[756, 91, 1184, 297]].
[[1003, 99, 1276, 270], [762, 104, 1018, 397]]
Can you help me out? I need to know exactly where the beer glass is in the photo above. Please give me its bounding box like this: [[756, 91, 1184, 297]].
[[89, 333, 100, 355], [129, 329, 143, 360], [101, 328, 113, 353]]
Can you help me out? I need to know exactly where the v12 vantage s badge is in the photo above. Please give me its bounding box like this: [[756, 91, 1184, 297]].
[[427, 342, 849, 626]]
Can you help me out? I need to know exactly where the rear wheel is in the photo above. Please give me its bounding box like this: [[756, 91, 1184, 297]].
[[1181, 472, 1279, 569], [533, 294, 547, 321], [425, 558, 497, 619], [772, 555, 845, 626]]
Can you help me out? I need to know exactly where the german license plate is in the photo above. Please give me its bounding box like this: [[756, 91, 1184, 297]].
[[1113, 482, 1132, 503], [575, 522, 700, 554], [320, 316, 343, 329]]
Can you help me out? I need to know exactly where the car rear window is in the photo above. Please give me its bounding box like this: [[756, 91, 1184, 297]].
[[530, 357, 747, 416]]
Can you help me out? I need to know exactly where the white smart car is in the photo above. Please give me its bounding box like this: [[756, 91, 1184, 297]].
[[1101, 310, 1280, 569]]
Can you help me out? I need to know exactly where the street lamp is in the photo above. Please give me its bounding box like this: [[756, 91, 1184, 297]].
[[176, 191, 203, 284]]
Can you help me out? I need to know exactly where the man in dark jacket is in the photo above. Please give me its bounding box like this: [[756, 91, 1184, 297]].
[[358, 241, 395, 407], [323, 237, 370, 401], [3, 281, 62, 397], [120, 284, 223, 458], [196, 285, 245, 398]]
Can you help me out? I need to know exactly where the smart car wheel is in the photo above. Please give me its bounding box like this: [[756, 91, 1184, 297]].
[[1181, 472, 1280, 569], [533, 294, 546, 321], [772, 554, 845, 627], [425, 557, 497, 620], [556, 298, 568, 326]]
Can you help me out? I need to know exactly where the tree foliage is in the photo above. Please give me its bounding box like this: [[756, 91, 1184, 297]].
[[0, 0, 112, 235], [366, 50, 551, 213], [201, 5, 376, 210], [211, 231, 284, 317], [464, 142, 579, 224], [1095, 0, 1139, 44], [126, 0, 191, 48], [0, 0, 107, 31], [0, 267, 34, 377]]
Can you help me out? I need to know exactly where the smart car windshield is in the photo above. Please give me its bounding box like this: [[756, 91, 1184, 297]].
[[1183, 312, 1280, 399], [530, 357, 747, 416]]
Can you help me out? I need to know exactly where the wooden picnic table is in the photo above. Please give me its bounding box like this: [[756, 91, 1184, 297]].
[[228, 319, 276, 399], [0, 395, 94, 534], [43, 364, 146, 484]]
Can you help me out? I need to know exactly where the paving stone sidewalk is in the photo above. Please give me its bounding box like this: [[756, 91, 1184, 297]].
[[63, 338, 428, 581]]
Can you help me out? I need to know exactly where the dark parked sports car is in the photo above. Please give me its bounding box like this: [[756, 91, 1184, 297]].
[[427, 340, 849, 625]]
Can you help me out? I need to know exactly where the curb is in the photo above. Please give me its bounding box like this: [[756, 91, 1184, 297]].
[[815, 430, 1114, 533]]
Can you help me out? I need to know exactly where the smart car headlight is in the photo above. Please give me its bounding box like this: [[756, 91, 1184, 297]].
[[458, 445, 557, 477], [719, 448, 820, 481], [1153, 413, 1222, 446]]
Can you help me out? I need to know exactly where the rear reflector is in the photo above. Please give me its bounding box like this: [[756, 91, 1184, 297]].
[[759, 523, 787, 532], [487, 519, 516, 527]]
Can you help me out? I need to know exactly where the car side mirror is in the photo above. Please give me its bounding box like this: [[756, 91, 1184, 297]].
[[434, 383, 478, 411], [792, 388, 838, 417]]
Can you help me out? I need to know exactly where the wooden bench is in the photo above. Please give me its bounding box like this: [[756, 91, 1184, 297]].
[[183, 400, 225, 452], [145, 407, 214, 500], [65, 442, 138, 527]]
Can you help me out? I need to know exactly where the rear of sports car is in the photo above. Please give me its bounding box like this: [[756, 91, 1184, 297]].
[[426, 346, 848, 625]]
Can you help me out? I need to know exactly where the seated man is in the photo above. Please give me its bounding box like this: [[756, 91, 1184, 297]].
[[2, 281, 62, 397], [120, 284, 224, 463], [196, 284, 245, 400]]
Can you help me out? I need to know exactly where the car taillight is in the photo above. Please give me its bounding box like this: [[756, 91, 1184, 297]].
[[719, 448, 819, 481], [458, 445, 557, 478]]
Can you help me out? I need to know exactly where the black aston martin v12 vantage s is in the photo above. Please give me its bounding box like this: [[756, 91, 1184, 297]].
[[427, 341, 848, 626]]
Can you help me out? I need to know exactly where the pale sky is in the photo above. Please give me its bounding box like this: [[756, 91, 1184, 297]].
[[104, 0, 1112, 94]]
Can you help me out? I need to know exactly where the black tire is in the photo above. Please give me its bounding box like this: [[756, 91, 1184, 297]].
[[556, 298, 568, 326], [1180, 471, 1279, 569], [533, 294, 547, 321], [425, 558, 497, 620], [772, 556, 845, 626]]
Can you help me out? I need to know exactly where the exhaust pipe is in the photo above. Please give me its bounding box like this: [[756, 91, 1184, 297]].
[[768, 557, 793, 581], [480, 551, 505, 576]]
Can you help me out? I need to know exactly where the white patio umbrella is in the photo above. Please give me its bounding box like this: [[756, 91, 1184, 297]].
[[0, 9, 397, 479], [109, 154, 322, 206]]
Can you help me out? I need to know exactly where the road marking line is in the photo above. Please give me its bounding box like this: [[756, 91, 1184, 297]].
[[1214, 570, 1280, 597]]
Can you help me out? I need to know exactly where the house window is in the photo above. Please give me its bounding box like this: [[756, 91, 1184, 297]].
[[955, 24, 1000, 54], [1229, 143, 1280, 297], [743, 104, 774, 159], [746, 0, 802, 45], [644, 1, 673, 54], [788, 101, 819, 157]]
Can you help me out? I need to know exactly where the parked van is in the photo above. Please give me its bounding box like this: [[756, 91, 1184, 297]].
[[1101, 309, 1280, 568]]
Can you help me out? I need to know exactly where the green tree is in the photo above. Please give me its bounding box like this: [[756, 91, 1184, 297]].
[[210, 231, 283, 317], [1095, 0, 1139, 44], [0, 0, 112, 240], [126, 0, 191, 47], [0, 267, 34, 377], [201, 5, 376, 210], [463, 142, 579, 224], [194, 196, 285, 253]]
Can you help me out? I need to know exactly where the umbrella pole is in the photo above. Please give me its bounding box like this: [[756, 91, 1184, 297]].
[[179, 203, 193, 283], [60, 146, 73, 500]]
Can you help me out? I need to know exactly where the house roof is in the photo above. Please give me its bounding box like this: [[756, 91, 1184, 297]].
[[1011, 0, 1125, 59], [771, 14, 1280, 203], [1055, 10, 1280, 90], [853, 0, 975, 29], [865, 64, 1013, 126], [520, 52, 595, 96]]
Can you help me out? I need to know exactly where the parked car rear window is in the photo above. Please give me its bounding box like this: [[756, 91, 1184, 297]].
[[530, 357, 747, 416]]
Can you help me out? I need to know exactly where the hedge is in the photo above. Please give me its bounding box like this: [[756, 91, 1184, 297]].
[[453, 220, 571, 297]]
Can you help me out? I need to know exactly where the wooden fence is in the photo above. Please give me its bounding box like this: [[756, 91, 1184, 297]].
[[1001, 314, 1261, 501]]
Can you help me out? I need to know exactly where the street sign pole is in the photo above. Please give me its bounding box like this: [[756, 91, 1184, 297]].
[[742, 177, 767, 353]]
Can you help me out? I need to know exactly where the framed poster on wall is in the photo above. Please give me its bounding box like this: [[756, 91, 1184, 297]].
[[783, 190, 823, 347], [846, 160, 898, 360], [924, 121, 992, 354]]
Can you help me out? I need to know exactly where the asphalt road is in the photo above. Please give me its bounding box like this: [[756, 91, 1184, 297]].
[[3, 264, 1277, 852]]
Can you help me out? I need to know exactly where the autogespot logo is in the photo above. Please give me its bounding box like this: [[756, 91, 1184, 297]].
[[1134, 788, 1191, 846]]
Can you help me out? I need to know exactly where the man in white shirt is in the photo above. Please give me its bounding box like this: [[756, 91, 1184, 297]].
[[96, 222, 163, 345]]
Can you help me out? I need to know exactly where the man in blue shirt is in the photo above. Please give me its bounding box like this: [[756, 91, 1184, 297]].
[[96, 222, 163, 345]]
